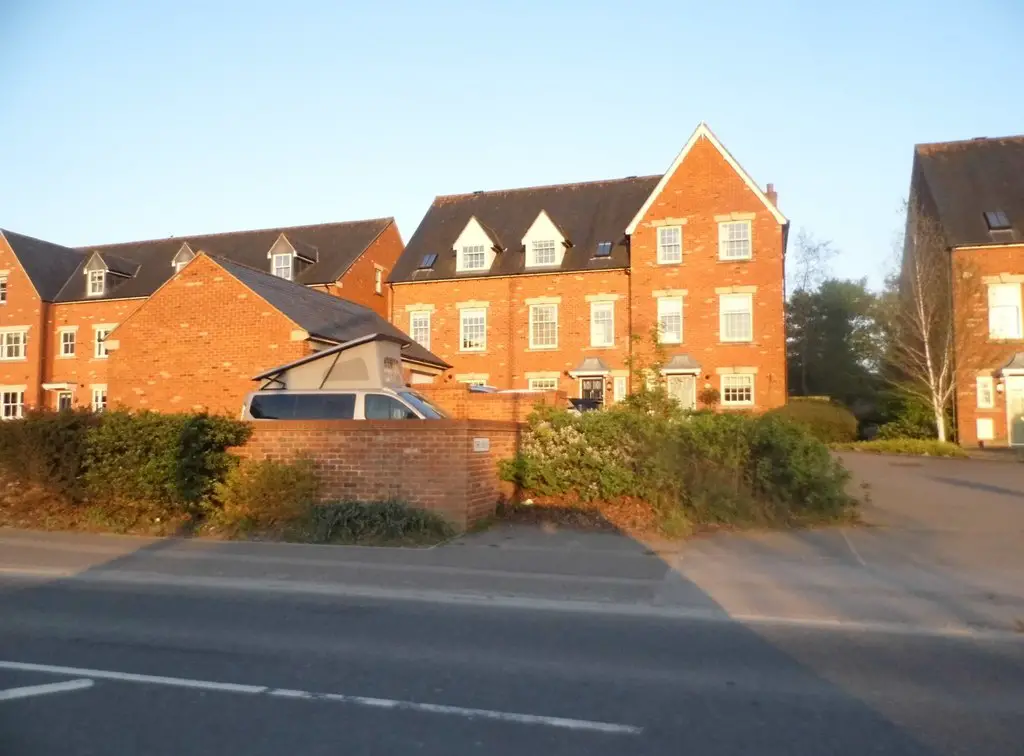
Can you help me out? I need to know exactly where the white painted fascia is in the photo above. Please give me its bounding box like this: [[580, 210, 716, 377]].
[[267, 234, 298, 260], [172, 242, 196, 269], [625, 122, 787, 234]]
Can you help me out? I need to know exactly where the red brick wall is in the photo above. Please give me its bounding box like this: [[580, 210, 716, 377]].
[[392, 269, 632, 392], [334, 222, 404, 317], [106, 255, 308, 415], [236, 419, 522, 529], [418, 385, 566, 421], [0, 236, 47, 408], [628, 134, 787, 410], [952, 244, 1024, 446], [44, 299, 143, 409]]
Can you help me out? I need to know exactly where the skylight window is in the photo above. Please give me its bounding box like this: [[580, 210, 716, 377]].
[[419, 253, 438, 269], [595, 241, 613, 257], [984, 211, 1011, 231]]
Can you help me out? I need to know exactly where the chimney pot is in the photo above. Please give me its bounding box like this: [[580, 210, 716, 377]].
[[766, 183, 778, 207]]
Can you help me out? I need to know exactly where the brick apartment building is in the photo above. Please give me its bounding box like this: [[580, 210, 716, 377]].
[[907, 135, 1024, 447], [0, 218, 443, 416], [389, 123, 789, 410]]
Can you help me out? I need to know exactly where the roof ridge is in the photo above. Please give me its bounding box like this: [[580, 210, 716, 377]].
[[78, 217, 395, 251], [432, 175, 660, 204], [916, 135, 1024, 153], [207, 254, 376, 311]]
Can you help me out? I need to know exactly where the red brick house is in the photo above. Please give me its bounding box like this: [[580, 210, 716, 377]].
[[907, 136, 1024, 447], [0, 218, 417, 416], [388, 123, 789, 409]]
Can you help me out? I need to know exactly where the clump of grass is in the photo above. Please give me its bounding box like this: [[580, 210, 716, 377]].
[[305, 499, 455, 546]]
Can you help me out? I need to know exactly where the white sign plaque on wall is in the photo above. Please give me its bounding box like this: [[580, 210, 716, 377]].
[[472, 437, 490, 453]]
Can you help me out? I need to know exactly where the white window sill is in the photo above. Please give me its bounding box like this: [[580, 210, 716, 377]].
[[657, 259, 683, 266], [988, 336, 1024, 343], [587, 344, 615, 350], [527, 346, 558, 352], [459, 349, 487, 354], [657, 339, 683, 346], [719, 339, 754, 345], [456, 268, 488, 274], [57, 354, 76, 360], [718, 257, 753, 263], [721, 403, 755, 409], [0, 357, 26, 362]]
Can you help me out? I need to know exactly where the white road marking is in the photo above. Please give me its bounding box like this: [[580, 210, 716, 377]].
[[0, 660, 641, 735], [0, 678, 94, 701], [841, 529, 868, 567]]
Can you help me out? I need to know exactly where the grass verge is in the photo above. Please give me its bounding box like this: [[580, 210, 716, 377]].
[[830, 439, 968, 458]]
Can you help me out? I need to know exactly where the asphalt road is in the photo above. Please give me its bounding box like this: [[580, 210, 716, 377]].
[[1, 577, 1022, 755]]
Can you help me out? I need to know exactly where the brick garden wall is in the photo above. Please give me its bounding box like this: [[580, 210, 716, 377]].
[[237, 419, 522, 529], [417, 385, 566, 422]]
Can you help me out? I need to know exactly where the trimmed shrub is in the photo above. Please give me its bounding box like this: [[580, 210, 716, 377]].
[[831, 439, 966, 457], [0, 408, 96, 498], [767, 398, 857, 443], [501, 406, 854, 533], [83, 411, 251, 510], [308, 500, 454, 545], [215, 456, 320, 529]]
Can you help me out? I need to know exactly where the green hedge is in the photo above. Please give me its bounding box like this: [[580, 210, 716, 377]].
[[830, 439, 967, 457], [500, 406, 855, 532], [0, 409, 251, 511], [767, 398, 857, 443]]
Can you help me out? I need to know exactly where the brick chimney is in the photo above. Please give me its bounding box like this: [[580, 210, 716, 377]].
[[766, 183, 778, 208]]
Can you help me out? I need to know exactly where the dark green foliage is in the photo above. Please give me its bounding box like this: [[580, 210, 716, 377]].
[[308, 500, 455, 545], [874, 392, 938, 440], [84, 411, 250, 509], [215, 457, 319, 529], [767, 398, 858, 443], [0, 408, 97, 498], [500, 406, 854, 532], [0, 409, 250, 514]]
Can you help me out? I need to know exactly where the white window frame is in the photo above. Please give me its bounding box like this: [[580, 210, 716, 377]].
[[719, 293, 753, 342], [976, 417, 995, 441], [657, 226, 682, 264], [589, 301, 614, 347], [94, 328, 112, 359], [459, 245, 487, 272], [528, 377, 558, 391], [459, 308, 487, 352], [657, 297, 683, 344], [0, 330, 27, 361], [1, 388, 24, 419], [613, 375, 628, 402], [721, 374, 755, 406], [272, 253, 293, 280], [977, 376, 995, 409], [91, 385, 107, 412], [87, 269, 106, 296], [718, 220, 752, 261], [529, 240, 558, 267], [57, 390, 73, 411], [529, 304, 559, 350], [374, 267, 384, 295], [409, 311, 431, 349], [988, 283, 1023, 340], [173, 260, 189, 274], [59, 329, 76, 357], [0, 277, 7, 304]]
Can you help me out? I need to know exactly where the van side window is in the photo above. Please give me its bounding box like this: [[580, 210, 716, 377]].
[[249, 393, 355, 420], [292, 394, 356, 419], [364, 394, 418, 420]]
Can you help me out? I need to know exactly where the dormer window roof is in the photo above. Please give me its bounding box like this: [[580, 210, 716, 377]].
[[83, 251, 137, 297], [453, 217, 500, 273], [171, 242, 196, 273], [266, 234, 315, 280]]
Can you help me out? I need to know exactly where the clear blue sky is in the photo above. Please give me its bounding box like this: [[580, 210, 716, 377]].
[[2, 0, 1022, 288]]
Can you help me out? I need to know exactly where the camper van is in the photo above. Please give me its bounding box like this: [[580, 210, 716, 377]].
[[242, 387, 447, 421]]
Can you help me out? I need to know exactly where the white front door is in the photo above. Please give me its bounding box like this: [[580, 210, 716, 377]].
[[666, 374, 696, 410], [1007, 377, 1024, 446]]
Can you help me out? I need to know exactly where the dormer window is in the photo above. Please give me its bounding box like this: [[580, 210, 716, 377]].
[[171, 243, 196, 273], [522, 210, 567, 268], [461, 245, 487, 271], [272, 253, 293, 280], [530, 240, 558, 266], [87, 270, 106, 297]]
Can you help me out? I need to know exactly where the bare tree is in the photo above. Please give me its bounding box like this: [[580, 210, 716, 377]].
[[787, 229, 837, 298], [881, 204, 998, 442]]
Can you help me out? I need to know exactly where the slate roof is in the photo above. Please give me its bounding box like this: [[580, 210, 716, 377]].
[[390, 176, 660, 283], [914, 136, 1024, 247], [55, 218, 393, 302], [0, 229, 85, 301], [212, 256, 448, 369]]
